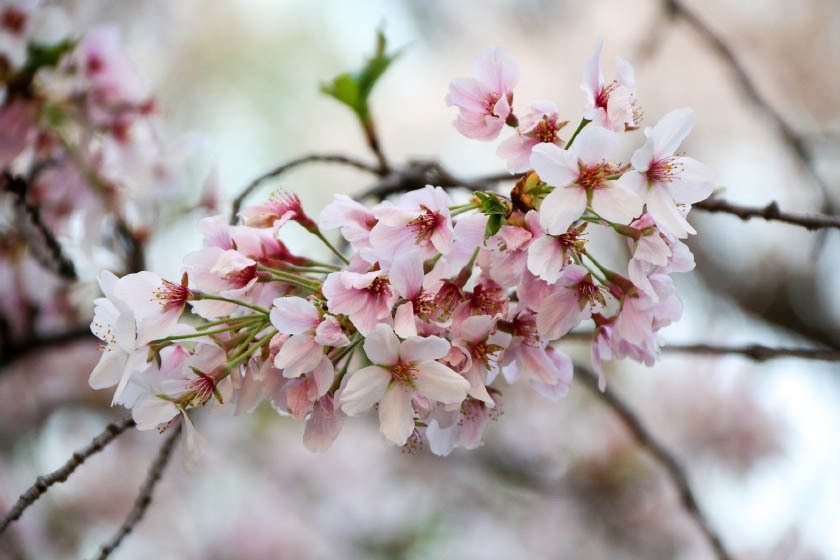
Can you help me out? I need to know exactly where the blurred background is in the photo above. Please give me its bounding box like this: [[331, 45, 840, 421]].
[[1, 0, 839, 558]]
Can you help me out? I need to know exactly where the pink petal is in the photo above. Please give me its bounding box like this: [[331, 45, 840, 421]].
[[270, 296, 320, 334], [646, 184, 694, 238]]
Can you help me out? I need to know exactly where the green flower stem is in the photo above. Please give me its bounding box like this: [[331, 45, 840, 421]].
[[195, 315, 264, 331], [582, 252, 613, 280], [312, 228, 350, 265], [196, 294, 270, 315], [150, 324, 259, 344], [225, 330, 277, 372], [565, 118, 591, 150]]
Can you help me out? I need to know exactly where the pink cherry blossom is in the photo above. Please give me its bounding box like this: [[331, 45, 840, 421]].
[[368, 186, 455, 263], [616, 108, 717, 238], [240, 190, 317, 232], [446, 46, 519, 140], [339, 325, 469, 446], [531, 126, 643, 235], [183, 247, 258, 318], [322, 269, 396, 336], [526, 224, 587, 284], [319, 194, 377, 252], [581, 40, 640, 132], [497, 101, 567, 172], [270, 296, 348, 377], [426, 392, 502, 456], [536, 265, 605, 340]]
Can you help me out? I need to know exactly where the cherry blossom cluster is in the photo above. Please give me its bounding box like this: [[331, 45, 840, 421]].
[[87, 41, 716, 459]]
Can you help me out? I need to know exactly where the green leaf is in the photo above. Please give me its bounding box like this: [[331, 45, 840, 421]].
[[320, 28, 403, 124], [26, 39, 77, 71], [485, 214, 504, 240]]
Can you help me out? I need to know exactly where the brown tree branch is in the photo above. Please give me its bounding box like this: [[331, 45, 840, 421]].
[[575, 365, 732, 560], [0, 416, 136, 536], [561, 332, 840, 362], [2, 172, 77, 280], [694, 198, 840, 230], [0, 326, 93, 369], [93, 425, 181, 560], [230, 153, 382, 224]]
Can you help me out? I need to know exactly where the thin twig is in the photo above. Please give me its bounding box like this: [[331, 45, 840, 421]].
[[363, 121, 390, 174], [664, 342, 840, 362], [694, 198, 840, 230], [93, 425, 181, 560], [353, 165, 840, 232], [0, 416, 136, 536], [665, 0, 834, 212], [230, 153, 382, 224], [562, 332, 840, 362], [2, 172, 77, 280], [575, 365, 732, 560]]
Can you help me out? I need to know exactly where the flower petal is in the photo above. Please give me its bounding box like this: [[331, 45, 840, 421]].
[[415, 361, 470, 404], [339, 365, 391, 415], [378, 384, 415, 445]]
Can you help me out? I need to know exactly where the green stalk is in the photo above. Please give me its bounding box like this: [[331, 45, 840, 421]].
[[565, 118, 591, 150]]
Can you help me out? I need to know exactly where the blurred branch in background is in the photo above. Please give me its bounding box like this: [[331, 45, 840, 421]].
[[575, 365, 732, 560], [93, 424, 181, 560], [0, 416, 136, 536], [655, 0, 835, 214]]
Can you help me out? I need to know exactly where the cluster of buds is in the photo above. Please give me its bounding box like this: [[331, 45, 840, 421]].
[[88, 42, 716, 459]]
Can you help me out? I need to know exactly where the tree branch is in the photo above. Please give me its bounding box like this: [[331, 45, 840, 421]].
[[0, 326, 93, 369], [2, 172, 77, 280], [664, 342, 840, 362], [93, 425, 181, 560], [694, 198, 840, 230], [664, 0, 835, 211], [562, 332, 840, 362], [575, 365, 732, 560], [0, 416, 136, 536], [230, 153, 382, 224]]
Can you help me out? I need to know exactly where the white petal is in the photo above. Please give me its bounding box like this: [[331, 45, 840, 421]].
[[539, 186, 588, 235], [667, 156, 716, 204], [339, 365, 391, 415], [591, 183, 643, 224], [133, 395, 178, 430], [630, 140, 654, 173], [363, 324, 400, 365], [573, 126, 621, 165], [400, 335, 450, 363], [530, 143, 578, 187], [88, 347, 128, 389], [649, 108, 694, 157], [580, 39, 603, 100], [393, 302, 418, 338], [390, 250, 424, 299], [415, 361, 470, 404], [646, 185, 695, 238], [378, 384, 415, 445]]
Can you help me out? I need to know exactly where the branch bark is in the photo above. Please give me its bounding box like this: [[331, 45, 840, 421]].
[[0, 416, 136, 536], [575, 365, 733, 560], [93, 425, 181, 560], [694, 198, 840, 230], [2, 172, 77, 280]]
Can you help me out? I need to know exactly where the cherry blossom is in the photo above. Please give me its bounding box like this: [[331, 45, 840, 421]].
[[339, 325, 470, 445], [616, 108, 717, 238], [581, 40, 640, 132], [446, 46, 519, 140], [531, 126, 643, 235]]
